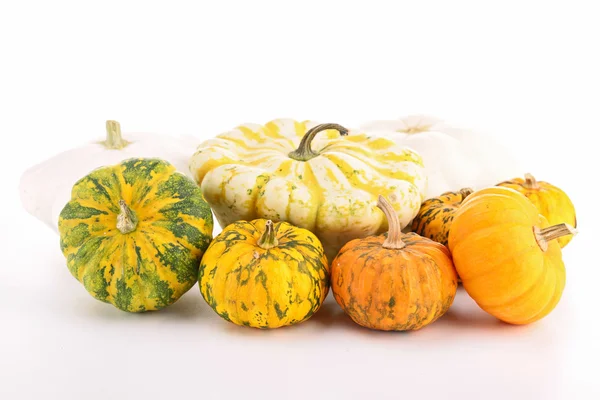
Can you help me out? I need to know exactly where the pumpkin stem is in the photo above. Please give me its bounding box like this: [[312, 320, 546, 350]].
[[377, 195, 406, 249], [257, 220, 279, 249], [523, 173, 540, 190], [458, 188, 474, 200], [102, 120, 130, 150], [534, 223, 577, 251], [400, 125, 431, 134], [116, 200, 138, 234], [288, 123, 349, 161]]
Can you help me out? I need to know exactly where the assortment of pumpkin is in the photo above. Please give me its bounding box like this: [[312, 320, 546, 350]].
[[21, 117, 578, 331]]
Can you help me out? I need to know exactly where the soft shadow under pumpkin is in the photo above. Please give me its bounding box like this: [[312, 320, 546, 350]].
[[435, 289, 535, 333], [309, 296, 361, 330], [73, 287, 207, 321], [310, 298, 421, 336]]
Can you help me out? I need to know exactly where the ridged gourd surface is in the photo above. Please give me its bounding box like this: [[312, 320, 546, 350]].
[[189, 119, 426, 262], [332, 233, 458, 331], [498, 176, 576, 248], [411, 190, 469, 246], [448, 187, 567, 324], [59, 158, 213, 312], [199, 219, 329, 328]]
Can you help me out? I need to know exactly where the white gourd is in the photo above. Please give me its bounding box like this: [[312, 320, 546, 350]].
[[360, 115, 523, 199], [19, 120, 198, 233]]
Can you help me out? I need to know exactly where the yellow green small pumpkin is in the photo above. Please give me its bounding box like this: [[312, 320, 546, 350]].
[[59, 158, 213, 312], [497, 173, 576, 247], [199, 218, 329, 328]]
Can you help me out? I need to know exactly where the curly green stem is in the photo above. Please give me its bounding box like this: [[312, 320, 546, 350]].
[[288, 123, 349, 161]]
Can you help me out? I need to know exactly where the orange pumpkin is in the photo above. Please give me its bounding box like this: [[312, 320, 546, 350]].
[[448, 186, 576, 325], [411, 188, 473, 246], [331, 195, 458, 331], [497, 173, 576, 247]]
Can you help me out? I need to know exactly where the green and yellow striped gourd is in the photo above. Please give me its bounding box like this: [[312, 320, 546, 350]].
[[58, 158, 213, 312]]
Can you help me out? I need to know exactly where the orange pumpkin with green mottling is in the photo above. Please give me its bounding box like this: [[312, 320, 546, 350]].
[[331, 195, 458, 331], [199, 219, 329, 329], [58, 158, 213, 312], [411, 188, 473, 246], [497, 173, 576, 247]]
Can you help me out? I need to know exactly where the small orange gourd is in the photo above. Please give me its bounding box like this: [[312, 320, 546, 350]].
[[411, 188, 473, 246], [331, 195, 458, 331], [448, 186, 576, 325], [497, 173, 576, 247]]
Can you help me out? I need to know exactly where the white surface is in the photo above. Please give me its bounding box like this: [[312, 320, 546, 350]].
[[1, 1, 599, 399]]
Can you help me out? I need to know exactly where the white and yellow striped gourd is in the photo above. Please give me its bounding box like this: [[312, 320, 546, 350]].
[[189, 119, 426, 262]]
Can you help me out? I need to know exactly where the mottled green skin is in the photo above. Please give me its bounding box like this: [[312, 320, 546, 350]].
[[199, 219, 330, 328], [411, 189, 472, 247], [331, 233, 458, 331], [59, 158, 213, 312]]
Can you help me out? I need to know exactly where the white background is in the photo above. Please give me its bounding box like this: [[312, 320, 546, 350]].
[[1, 1, 599, 399]]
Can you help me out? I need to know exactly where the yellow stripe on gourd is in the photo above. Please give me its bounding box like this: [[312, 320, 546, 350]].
[[189, 120, 426, 263], [273, 159, 294, 177], [239, 126, 269, 144], [293, 120, 307, 137], [264, 120, 297, 148]]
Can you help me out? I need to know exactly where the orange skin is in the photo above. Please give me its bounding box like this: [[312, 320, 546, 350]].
[[498, 173, 576, 248], [331, 233, 458, 331], [448, 186, 572, 325], [411, 188, 473, 246]]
